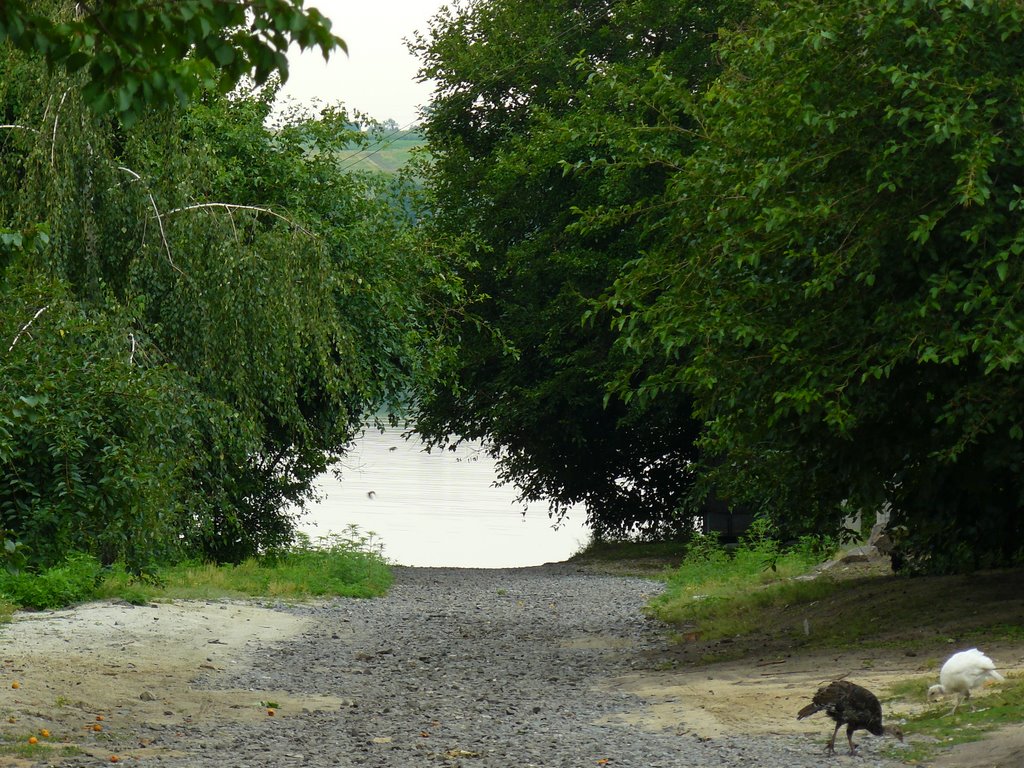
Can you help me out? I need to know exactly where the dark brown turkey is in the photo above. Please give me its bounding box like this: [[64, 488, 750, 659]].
[[797, 680, 904, 756]]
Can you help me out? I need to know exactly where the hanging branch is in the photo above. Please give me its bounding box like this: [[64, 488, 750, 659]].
[[0, 125, 40, 133], [8, 306, 49, 352], [51, 89, 70, 167], [117, 166, 184, 276], [160, 202, 317, 238]]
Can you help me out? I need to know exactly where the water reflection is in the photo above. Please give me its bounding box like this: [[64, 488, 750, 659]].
[[295, 427, 590, 568]]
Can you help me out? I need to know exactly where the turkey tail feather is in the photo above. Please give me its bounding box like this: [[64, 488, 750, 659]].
[[797, 703, 819, 720]]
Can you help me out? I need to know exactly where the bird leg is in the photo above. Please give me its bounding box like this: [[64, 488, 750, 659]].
[[846, 725, 859, 756], [948, 694, 964, 717], [825, 722, 841, 756]]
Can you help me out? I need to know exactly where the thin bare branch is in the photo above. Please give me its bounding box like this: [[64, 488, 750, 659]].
[[0, 124, 40, 133], [117, 166, 184, 276], [51, 89, 70, 167], [160, 203, 318, 238], [9, 306, 49, 352]]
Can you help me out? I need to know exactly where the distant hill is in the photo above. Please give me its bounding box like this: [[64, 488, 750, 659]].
[[336, 130, 426, 174]]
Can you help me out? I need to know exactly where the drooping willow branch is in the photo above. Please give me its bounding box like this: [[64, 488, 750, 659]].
[[117, 166, 184, 276], [159, 203, 317, 238], [8, 305, 49, 352]]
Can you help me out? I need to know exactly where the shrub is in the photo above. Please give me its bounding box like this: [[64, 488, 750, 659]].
[[0, 552, 102, 609]]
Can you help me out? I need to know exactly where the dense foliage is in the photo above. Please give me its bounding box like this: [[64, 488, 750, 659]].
[[598, 0, 1024, 570], [413, 0, 1024, 571], [410, 0, 749, 539], [1, 3, 460, 572], [0, 0, 341, 123]]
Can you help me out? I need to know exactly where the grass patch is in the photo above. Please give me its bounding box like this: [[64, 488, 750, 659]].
[[646, 521, 837, 639], [0, 733, 82, 759], [1, 527, 392, 616], [887, 673, 1024, 762]]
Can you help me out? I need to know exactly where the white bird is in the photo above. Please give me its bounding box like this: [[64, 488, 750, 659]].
[[928, 648, 1005, 715]]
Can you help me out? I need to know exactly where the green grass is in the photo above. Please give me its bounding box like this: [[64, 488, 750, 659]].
[[885, 673, 1024, 762], [0, 733, 83, 759], [0, 527, 392, 617], [645, 525, 837, 639]]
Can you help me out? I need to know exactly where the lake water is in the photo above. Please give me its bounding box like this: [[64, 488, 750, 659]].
[[294, 426, 591, 568]]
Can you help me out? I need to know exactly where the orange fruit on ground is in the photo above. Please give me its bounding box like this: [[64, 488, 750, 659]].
[[92, 724, 103, 732], [96, 715, 105, 721], [267, 708, 276, 716], [27, 736, 37, 745], [110, 757, 120, 763], [11, 681, 20, 689], [39, 729, 50, 738]]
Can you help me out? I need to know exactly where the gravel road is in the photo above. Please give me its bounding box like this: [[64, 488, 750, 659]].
[[76, 564, 906, 767]]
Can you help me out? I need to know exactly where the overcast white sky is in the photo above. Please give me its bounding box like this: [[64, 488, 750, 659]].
[[277, 0, 447, 126]]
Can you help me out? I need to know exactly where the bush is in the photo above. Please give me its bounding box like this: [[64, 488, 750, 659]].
[[0, 552, 102, 609], [0, 272, 192, 573]]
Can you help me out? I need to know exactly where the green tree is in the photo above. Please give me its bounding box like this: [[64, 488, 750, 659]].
[[604, 0, 1024, 571], [1, 13, 460, 568], [0, 0, 343, 123], [410, 0, 748, 538]]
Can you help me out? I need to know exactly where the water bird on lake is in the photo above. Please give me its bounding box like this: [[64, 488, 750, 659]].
[[797, 679, 904, 756], [928, 648, 1005, 715]]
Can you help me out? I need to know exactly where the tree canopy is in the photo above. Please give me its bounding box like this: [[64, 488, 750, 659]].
[[409, 0, 750, 539], [412, 0, 1024, 570], [597, 0, 1024, 570], [2, 2, 460, 571], [0, 0, 342, 123]]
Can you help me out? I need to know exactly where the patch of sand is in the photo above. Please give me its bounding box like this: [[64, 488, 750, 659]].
[[0, 600, 342, 763], [600, 657, 929, 738], [597, 643, 1023, 766]]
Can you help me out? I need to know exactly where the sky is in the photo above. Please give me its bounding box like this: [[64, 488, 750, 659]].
[[277, 0, 448, 127]]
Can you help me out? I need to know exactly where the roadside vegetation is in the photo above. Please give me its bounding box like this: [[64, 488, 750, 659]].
[[0, 529, 391, 620], [645, 520, 838, 639]]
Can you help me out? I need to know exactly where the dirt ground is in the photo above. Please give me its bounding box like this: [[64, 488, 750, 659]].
[[599, 555, 1024, 767], [0, 557, 1022, 766], [0, 600, 335, 764]]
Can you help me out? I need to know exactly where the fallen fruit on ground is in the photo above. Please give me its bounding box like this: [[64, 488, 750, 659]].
[[11, 681, 20, 689], [27, 736, 37, 744]]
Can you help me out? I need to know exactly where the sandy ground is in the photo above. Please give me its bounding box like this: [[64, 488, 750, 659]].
[[602, 653, 1024, 767], [0, 600, 337, 764]]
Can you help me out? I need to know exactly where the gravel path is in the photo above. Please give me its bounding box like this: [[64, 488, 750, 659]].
[[92, 564, 906, 767]]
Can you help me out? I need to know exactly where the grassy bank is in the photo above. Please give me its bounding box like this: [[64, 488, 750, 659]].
[[644, 526, 837, 639], [0, 529, 391, 618]]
